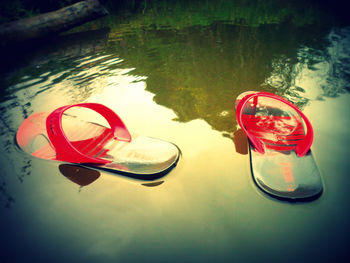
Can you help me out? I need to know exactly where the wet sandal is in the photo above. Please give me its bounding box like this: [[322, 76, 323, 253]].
[[16, 103, 180, 177], [235, 91, 323, 200]]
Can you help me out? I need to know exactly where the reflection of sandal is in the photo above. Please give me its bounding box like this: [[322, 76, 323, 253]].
[[16, 103, 180, 177], [59, 164, 100, 186], [58, 164, 164, 187], [233, 129, 248, 155], [235, 91, 322, 200]]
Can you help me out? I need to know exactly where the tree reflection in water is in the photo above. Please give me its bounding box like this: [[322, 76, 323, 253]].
[[106, 22, 339, 139]]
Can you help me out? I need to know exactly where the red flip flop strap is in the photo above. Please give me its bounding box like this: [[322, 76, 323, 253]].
[[46, 103, 131, 164], [235, 92, 313, 157]]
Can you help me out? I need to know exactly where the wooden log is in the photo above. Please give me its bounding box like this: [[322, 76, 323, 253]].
[[0, 0, 108, 44]]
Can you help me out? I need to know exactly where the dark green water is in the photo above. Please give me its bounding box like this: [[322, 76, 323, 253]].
[[1, 2, 350, 262]]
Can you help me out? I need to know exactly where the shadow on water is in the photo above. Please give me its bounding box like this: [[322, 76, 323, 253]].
[[58, 164, 165, 188]]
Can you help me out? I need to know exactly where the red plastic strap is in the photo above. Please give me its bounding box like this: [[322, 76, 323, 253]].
[[235, 92, 314, 157], [46, 103, 131, 164], [241, 115, 303, 132]]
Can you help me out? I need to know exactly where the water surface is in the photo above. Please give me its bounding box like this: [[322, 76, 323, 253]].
[[1, 3, 350, 262]]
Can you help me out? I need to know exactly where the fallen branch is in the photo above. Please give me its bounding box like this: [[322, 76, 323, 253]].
[[0, 0, 108, 44]]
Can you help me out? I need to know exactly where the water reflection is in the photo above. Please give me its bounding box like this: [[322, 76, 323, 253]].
[[58, 164, 165, 188], [1, 21, 349, 208], [105, 0, 345, 29], [59, 164, 101, 187], [0, 28, 110, 76], [142, 181, 164, 187], [0, 174, 15, 208], [2, 22, 349, 141], [0, 31, 179, 205], [233, 129, 248, 155], [0, 3, 350, 262], [105, 22, 349, 139]]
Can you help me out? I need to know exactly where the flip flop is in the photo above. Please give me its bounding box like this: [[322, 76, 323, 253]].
[[16, 103, 180, 177], [235, 91, 323, 200]]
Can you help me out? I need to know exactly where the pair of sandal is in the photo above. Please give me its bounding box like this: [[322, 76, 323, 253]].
[[16, 91, 323, 200]]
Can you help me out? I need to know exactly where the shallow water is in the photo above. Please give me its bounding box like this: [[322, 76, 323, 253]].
[[1, 7, 350, 263]]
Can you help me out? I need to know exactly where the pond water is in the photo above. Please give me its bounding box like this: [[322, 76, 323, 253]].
[[1, 3, 350, 262]]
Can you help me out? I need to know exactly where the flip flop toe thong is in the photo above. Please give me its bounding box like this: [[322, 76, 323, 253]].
[[235, 91, 323, 200], [16, 103, 180, 177]]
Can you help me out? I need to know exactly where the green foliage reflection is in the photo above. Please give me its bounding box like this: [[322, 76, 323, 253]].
[[102, 0, 336, 29], [2, 0, 346, 140], [105, 22, 330, 137]]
